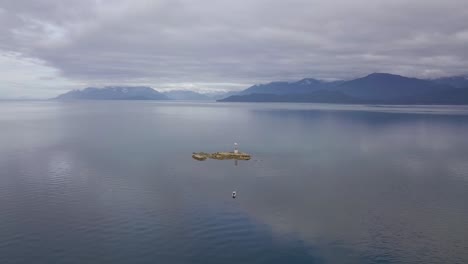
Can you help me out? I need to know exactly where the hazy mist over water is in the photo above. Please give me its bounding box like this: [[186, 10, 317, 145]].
[[1, 101, 468, 263]]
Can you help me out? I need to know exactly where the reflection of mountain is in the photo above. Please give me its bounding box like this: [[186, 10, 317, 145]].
[[219, 73, 468, 104], [55, 86, 169, 100]]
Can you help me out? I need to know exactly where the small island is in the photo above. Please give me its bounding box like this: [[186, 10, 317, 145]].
[[193, 143, 251, 161], [192, 152, 251, 161]]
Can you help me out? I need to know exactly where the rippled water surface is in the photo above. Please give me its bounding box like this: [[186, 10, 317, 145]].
[[1, 101, 468, 264]]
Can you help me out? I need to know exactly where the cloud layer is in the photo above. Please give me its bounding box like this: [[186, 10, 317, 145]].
[[1, 0, 467, 97]]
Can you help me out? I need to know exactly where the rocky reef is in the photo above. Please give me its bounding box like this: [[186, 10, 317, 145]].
[[192, 152, 251, 161]]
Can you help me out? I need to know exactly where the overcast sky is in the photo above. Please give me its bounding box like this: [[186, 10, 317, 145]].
[[0, 0, 467, 98]]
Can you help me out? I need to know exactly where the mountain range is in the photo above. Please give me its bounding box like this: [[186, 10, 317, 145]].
[[55, 87, 234, 101], [219, 73, 468, 104], [56, 86, 169, 100], [236, 78, 344, 95], [54, 73, 468, 104]]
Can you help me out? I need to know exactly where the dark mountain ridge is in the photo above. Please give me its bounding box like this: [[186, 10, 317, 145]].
[[332, 73, 452, 100], [220, 90, 364, 103], [239, 78, 343, 95], [432, 76, 468, 88], [219, 73, 468, 104]]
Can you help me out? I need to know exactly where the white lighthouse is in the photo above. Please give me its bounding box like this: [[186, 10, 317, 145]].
[[234, 142, 239, 154]]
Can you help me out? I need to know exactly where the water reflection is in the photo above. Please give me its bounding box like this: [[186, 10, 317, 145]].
[[0, 101, 467, 263]]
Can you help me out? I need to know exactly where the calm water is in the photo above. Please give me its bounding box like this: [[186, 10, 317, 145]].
[[1, 101, 468, 264]]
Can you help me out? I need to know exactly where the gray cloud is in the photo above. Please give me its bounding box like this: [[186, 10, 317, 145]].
[[0, 0, 467, 97]]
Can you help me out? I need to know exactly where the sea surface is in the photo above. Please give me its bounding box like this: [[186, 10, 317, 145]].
[[1, 101, 468, 264]]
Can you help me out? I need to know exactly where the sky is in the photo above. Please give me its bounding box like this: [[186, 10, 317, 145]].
[[0, 0, 467, 98]]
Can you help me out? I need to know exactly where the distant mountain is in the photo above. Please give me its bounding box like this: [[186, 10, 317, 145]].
[[238, 78, 343, 95], [53, 73, 468, 104], [55, 86, 169, 100], [219, 73, 468, 104], [400, 87, 468, 105], [219, 90, 364, 103], [333, 73, 451, 100], [163, 90, 212, 100], [432, 76, 468, 88]]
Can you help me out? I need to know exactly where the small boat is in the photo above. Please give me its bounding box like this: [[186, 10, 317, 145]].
[[232, 191, 237, 198]]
